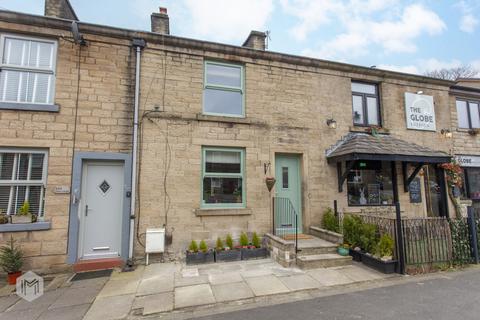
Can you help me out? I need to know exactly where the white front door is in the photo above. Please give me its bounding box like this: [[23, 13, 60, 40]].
[[79, 161, 124, 260]]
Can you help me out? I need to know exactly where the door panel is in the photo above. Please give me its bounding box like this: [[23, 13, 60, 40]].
[[80, 162, 124, 260], [275, 154, 302, 233]]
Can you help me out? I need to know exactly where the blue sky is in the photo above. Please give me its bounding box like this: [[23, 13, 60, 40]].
[[2, 0, 479, 75]]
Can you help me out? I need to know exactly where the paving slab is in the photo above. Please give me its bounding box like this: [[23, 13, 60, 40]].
[[0, 286, 14, 298], [240, 268, 273, 278], [244, 275, 290, 296], [9, 288, 65, 312], [141, 292, 174, 315], [38, 303, 90, 320], [208, 272, 243, 285], [339, 264, 386, 282], [211, 282, 254, 303], [174, 284, 215, 309], [175, 274, 209, 288], [278, 274, 322, 291], [137, 274, 174, 296], [109, 266, 145, 281], [0, 296, 19, 313], [97, 279, 139, 298], [83, 294, 135, 320], [68, 277, 108, 290], [49, 285, 99, 309], [307, 268, 356, 286], [143, 263, 178, 279], [0, 307, 44, 320]]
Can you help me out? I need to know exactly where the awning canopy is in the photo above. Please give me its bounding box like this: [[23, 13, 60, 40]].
[[326, 133, 451, 164]]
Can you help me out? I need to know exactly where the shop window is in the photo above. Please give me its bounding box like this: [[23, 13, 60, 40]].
[[0, 149, 47, 217], [351, 82, 380, 126], [203, 61, 244, 117], [347, 161, 394, 206], [463, 168, 480, 200], [0, 34, 57, 107], [202, 147, 245, 208], [456, 99, 480, 129]]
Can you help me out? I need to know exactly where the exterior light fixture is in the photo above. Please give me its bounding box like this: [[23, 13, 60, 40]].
[[417, 90, 424, 95], [441, 129, 452, 138], [326, 118, 337, 129]]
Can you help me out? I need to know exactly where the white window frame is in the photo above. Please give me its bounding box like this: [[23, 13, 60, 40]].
[[203, 61, 245, 118], [0, 33, 58, 106], [0, 148, 48, 218]]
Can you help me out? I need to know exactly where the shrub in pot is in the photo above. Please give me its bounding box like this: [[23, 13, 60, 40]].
[[337, 243, 350, 256], [11, 201, 32, 224], [343, 215, 363, 261], [0, 236, 23, 285], [186, 240, 214, 265], [240, 232, 268, 260], [0, 214, 9, 224], [361, 234, 397, 274], [214, 236, 241, 262]]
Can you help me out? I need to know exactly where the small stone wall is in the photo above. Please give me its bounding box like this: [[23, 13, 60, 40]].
[[309, 226, 343, 244], [264, 233, 296, 267]]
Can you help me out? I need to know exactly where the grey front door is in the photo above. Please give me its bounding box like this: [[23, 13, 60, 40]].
[[79, 161, 124, 260]]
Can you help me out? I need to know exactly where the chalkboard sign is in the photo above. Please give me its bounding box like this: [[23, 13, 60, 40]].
[[368, 184, 381, 205], [409, 177, 422, 203]]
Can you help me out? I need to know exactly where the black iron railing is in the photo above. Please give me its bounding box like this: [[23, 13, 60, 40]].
[[272, 196, 298, 252]]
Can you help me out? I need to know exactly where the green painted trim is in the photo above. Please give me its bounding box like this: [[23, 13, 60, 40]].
[[201, 146, 246, 209], [203, 60, 245, 118]]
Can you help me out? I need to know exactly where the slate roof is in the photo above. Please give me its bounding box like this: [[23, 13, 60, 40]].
[[326, 133, 451, 163]]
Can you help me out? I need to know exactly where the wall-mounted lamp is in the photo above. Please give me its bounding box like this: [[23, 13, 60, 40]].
[[326, 118, 337, 129], [441, 129, 453, 138], [416, 90, 424, 95]]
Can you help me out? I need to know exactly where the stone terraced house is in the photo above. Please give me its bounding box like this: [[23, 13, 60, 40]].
[[0, 0, 479, 273]]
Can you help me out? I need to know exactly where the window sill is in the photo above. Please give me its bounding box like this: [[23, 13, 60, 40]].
[[0, 221, 51, 232], [0, 102, 59, 112], [349, 126, 390, 134], [196, 113, 251, 124], [195, 208, 252, 217]]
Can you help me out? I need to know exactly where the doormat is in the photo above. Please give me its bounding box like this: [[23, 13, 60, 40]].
[[282, 234, 313, 240], [70, 269, 113, 281]]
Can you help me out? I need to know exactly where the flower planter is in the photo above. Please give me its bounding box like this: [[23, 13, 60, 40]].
[[361, 252, 397, 274], [11, 215, 32, 224], [349, 248, 362, 262], [7, 271, 22, 285], [241, 247, 268, 260], [215, 249, 241, 262], [185, 251, 215, 265], [337, 247, 349, 256]]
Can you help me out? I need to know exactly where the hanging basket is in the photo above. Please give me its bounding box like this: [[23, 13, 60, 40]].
[[265, 177, 276, 192]]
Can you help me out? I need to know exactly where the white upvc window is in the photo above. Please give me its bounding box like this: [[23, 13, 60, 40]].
[[0, 149, 48, 217], [0, 34, 57, 105]]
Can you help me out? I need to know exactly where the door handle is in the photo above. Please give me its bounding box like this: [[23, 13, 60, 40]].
[[85, 205, 89, 216]]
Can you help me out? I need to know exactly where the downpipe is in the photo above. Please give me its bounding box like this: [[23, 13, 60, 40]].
[[127, 38, 146, 268]]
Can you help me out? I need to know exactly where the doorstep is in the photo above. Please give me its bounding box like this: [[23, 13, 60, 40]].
[[73, 258, 123, 273]]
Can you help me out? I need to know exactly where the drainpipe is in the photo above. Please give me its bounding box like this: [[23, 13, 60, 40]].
[[128, 38, 146, 266]]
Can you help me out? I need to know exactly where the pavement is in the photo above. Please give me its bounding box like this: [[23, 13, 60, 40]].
[[195, 266, 480, 320], [83, 258, 394, 319]]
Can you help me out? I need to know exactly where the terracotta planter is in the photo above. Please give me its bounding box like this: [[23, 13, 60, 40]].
[[11, 215, 32, 224], [7, 271, 22, 285]]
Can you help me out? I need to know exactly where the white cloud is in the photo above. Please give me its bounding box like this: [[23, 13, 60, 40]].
[[460, 14, 478, 33], [420, 58, 463, 72], [376, 64, 420, 75]]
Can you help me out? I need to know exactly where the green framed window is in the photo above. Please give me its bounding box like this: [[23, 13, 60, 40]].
[[201, 147, 245, 208], [203, 61, 244, 117]]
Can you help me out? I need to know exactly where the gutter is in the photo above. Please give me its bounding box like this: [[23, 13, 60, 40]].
[[128, 38, 146, 265]]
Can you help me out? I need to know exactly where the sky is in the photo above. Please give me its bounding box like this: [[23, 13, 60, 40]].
[[2, 0, 479, 76]]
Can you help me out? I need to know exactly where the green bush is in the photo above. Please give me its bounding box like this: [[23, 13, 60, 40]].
[[239, 232, 249, 247], [17, 201, 30, 216], [342, 215, 363, 247], [252, 232, 261, 248], [226, 234, 234, 249], [375, 234, 394, 258], [216, 237, 224, 250], [359, 223, 378, 253], [321, 208, 339, 233], [199, 240, 208, 253], [0, 237, 23, 274], [188, 240, 198, 253]]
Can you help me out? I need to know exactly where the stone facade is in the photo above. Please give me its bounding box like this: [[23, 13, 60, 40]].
[[0, 7, 474, 271]]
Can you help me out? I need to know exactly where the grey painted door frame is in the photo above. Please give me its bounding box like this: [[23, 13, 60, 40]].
[[67, 152, 132, 264]]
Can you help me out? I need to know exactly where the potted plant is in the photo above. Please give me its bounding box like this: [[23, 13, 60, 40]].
[[0, 213, 9, 224], [342, 215, 363, 261], [361, 234, 398, 274], [186, 240, 214, 265], [337, 243, 350, 256], [0, 237, 23, 285], [11, 201, 32, 224], [214, 235, 241, 262], [240, 232, 268, 260]]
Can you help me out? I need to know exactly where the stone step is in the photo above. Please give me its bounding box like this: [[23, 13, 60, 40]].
[[297, 245, 337, 256], [296, 253, 352, 270]]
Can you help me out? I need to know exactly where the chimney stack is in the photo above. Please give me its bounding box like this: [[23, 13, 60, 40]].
[[151, 7, 170, 34], [242, 31, 267, 50], [44, 0, 78, 20]]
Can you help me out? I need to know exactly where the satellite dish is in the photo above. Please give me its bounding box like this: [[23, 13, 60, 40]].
[[71, 21, 86, 45]]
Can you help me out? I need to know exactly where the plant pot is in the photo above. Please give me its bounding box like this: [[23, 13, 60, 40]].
[[349, 248, 362, 262], [215, 249, 241, 262], [7, 271, 22, 285], [185, 251, 215, 265], [241, 247, 268, 260], [361, 252, 397, 274], [11, 215, 31, 224], [337, 247, 349, 256]]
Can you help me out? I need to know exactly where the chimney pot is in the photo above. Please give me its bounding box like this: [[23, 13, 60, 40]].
[[151, 7, 170, 34], [242, 31, 267, 50]]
